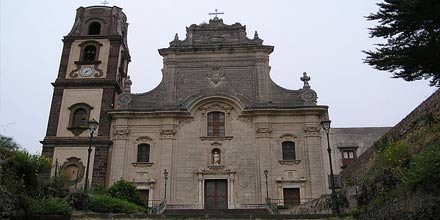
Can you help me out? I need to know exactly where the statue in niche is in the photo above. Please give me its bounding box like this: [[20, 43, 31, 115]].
[[213, 151, 220, 165]]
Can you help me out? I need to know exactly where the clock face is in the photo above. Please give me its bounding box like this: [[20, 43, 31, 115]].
[[79, 67, 95, 77]]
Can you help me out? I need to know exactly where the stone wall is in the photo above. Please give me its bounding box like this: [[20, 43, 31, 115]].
[[341, 89, 440, 186], [340, 89, 440, 219], [356, 190, 440, 220]]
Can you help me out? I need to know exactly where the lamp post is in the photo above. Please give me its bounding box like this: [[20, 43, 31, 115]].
[[84, 119, 99, 192], [164, 169, 169, 200], [264, 170, 269, 200], [321, 120, 339, 214]]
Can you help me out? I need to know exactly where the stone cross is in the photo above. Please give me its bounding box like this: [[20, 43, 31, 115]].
[[300, 72, 311, 89], [209, 9, 224, 19], [101, 0, 110, 6]]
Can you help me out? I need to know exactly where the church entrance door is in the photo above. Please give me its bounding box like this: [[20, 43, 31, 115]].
[[283, 188, 300, 207], [205, 179, 228, 209]]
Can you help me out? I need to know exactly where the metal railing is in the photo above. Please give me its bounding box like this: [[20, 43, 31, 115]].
[[150, 199, 167, 214], [238, 203, 267, 209], [268, 198, 320, 207]]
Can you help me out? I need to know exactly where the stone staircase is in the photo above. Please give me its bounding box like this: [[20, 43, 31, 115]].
[[161, 208, 344, 219]]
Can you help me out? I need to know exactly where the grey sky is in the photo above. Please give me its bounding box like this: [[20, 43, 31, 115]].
[[0, 0, 436, 153]]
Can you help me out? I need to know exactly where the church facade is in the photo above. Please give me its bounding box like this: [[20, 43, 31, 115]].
[[42, 5, 336, 209]]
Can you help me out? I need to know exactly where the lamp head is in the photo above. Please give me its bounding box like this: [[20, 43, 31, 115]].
[[320, 120, 331, 132], [88, 119, 99, 132], [164, 169, 169, 178], [264, 170, 268, 176]]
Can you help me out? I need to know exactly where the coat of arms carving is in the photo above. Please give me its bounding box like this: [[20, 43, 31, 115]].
[[207, 67, 225, 85]]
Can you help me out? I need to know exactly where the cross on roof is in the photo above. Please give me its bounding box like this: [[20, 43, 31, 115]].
[[101, 0, 110, 6], [209, 9, 224, 19]]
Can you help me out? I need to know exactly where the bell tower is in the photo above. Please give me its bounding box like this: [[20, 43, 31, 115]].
[[41, 6, 130, 187]]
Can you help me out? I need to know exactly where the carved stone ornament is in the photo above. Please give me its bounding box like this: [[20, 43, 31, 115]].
[[200, 103, 233, 114], [256, 127, 272, 137], [300, 89, 318, 104], [118, 93, 132, 108], [113, 128, 129, 139], [136, 136, 153, 143], [278, 160, 302, 165], [60, 157, 85, 185], [160, 129, 176, 139], [132, 162, 154, 168], [69, 64, 104, 78], [304, 125, 320, 136], [207, 67, 225, 85]]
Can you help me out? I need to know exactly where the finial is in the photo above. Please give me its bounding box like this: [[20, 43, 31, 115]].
[[300, 72, 311, 89], [101, 0, 110, 6], [254, 31, 259, 39], [124, 75, 132, 92], [209, 9, 224, 19], [174, 33, 179, 41]]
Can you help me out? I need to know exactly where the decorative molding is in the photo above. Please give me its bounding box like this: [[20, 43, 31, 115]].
[[199, 136, 233, 141], [113, 128, 129, 139], [199, 103, 233, 114], [207, 165, 225, 170], [160, 129, 176, 139], [303, 125, 320, 136], [118, 92, 132, 108], [278, 160, 301, 165], [136, 136, 153, 143], [69, 63, 104, 78], [256, 127, 272, 137], [59, 157, 86, 185], [131, 162, 154, 168], [275, 177, 307, 183]]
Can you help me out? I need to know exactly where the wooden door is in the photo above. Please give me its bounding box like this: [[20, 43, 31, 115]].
[[205, 179, 228, 209], [283, 188, 300, 207]]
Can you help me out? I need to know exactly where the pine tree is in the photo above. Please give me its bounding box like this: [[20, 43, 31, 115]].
[[364, 0, 440, 86]]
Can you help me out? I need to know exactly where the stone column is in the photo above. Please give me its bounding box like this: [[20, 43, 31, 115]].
[[159, 119, 176, 202], [196, 172, 203, 209], [228, 172, 235, 208], [255, 115, 272, 203], [303, 121, 325, 198], [109, 124, 129, 184], [255, 54, 270, 103], [163, 57, 177, 105]]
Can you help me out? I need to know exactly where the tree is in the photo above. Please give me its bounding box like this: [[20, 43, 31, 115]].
[[364, 0, 440, 86]]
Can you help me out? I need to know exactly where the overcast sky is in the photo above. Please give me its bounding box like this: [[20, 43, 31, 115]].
[[0, 0, 437, 153]]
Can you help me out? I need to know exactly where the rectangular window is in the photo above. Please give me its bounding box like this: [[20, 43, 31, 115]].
[[137, 144, 150, 162], [341, 149, 356, 168], [282, 141, 296, 160], [207, 112, 225, 136]]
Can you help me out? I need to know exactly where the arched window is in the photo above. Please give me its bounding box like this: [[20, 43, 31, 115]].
[[88, 22, 101, 35], [68, 103, 92, 136], [83, 45, 97, 61], [137, 144, 150, 163], [282, 141, 296, 160], [72, 108, 87, 128], [207, 112, 225, 136]]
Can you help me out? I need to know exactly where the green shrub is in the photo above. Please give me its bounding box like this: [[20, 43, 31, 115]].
[[89, 194, 146, 213], [407, 142, 440, 193], [90, 183, 107, 195], [29, 197, 72, 215], [107, 179, 143, 205]]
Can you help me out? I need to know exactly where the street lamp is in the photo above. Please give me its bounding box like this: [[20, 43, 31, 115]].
[[264, 170, 269, 200], [321, 120, 340, 214], [164, 169, 169, 200], [84, 119, 99, 192]]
